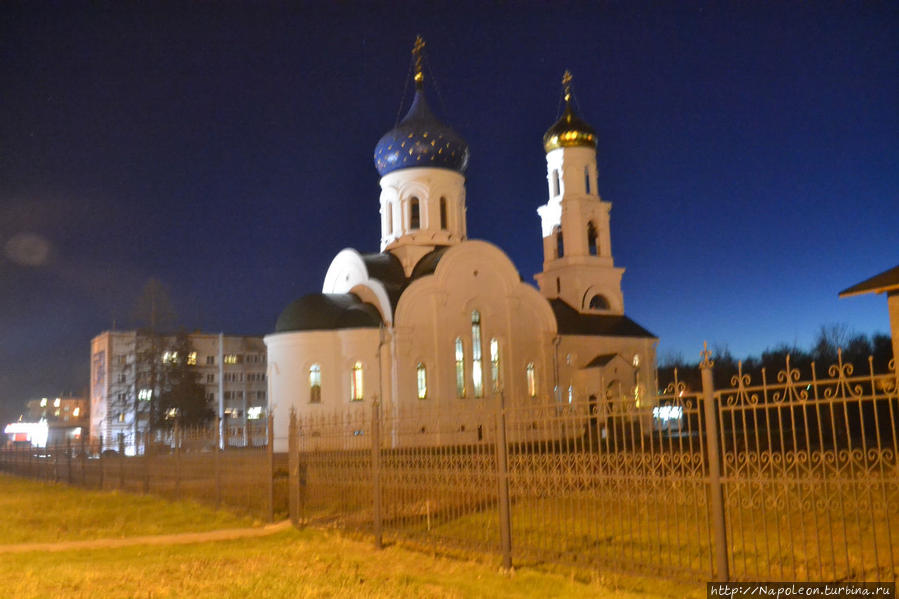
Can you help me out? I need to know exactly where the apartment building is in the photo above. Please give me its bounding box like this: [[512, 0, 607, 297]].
[[90, 331, 267, 453]]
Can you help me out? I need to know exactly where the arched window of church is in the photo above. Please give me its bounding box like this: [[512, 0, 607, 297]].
[[526, 362, 536, 398], [471, 311, 483, 398], [387, 203, 393, 236], [587, 221, 598, 256], [552, 170, 560, 196], [490, 338, 501, 393], [410, 197, 420, 229], [568, 385, 574, 405], [454, 338, 465, 398], [440, 197, 447, 230], [589, 294, 610, 310], [416, 362, 427, 399], [584, 165, 591, 194], [350, 361, 363, 401], [555, 227, 564, 258], [309, 364, 321, 404]]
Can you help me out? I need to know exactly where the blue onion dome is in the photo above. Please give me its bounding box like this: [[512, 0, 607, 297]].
[[374, 88, 469, 177], [543, 70, 596, 153]]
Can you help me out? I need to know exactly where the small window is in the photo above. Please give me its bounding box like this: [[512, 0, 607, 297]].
[[455, 338, 465, 398], [309, 364, 321, 404], [552, 169, 560, 196], [440, 197, 447, 230], [416, 362, 427, 399], [556, 227, 564, 258], [568, 385, 574, 404], [526, 363, 536, 398], [471, 311, 483, 398], [584, 165, 591, 194], [587, 221, 598, 256], [350, 362, 363, 401], [490, 339, 501, 393], [387, 203, 393, 235], [206, 355, 215, 365], [410, 197, 420, 229], [589, 294, 610, 310]]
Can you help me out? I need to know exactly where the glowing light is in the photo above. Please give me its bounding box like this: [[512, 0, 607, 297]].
[[247, 406, 263, 420], [53, 398, 61, 408], [416, 363, 427, 399], [4, 420, 49, 447], [73, 407, 80, 417], [652, 405, 683, 422], [351, 361, 363, 401], [40, 398, 47, 407]]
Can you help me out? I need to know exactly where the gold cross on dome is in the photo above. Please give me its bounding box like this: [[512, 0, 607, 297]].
[[413, 35, 426, 87], [562, 70, 572, 103]]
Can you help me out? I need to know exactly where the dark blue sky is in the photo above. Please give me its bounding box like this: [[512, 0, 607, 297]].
[[1, 2, 896, 422]]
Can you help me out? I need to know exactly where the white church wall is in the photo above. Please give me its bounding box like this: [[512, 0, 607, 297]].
[[390, 240, 559, 443], [557, 335, 658, 413], [265, 327, 380, 452]]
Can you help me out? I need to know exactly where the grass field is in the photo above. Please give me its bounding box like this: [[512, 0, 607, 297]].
[[0, 473, 703, 598]]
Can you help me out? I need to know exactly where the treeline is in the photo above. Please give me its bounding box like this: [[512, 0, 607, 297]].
[[658, 325, 894, 392]]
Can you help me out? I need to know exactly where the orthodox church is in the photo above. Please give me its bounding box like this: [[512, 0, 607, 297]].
[[265, 41, 657, 449]]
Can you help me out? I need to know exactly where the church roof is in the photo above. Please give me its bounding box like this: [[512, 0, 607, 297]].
[[361, 252, 407, 308], [550, 299, 656, 338], [275, 293, 382, 333], [373, 89, 469, 177], [839, 264, 899, 298], [409, 246, 451, 280]]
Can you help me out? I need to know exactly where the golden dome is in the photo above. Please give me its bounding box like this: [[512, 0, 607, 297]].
[[542, 70, 596, 153]]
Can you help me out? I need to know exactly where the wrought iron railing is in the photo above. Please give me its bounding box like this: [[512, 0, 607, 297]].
[[287, 351, 898, 582]]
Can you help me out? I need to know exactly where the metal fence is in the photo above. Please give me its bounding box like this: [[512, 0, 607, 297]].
[[0, 415, 287, 521], [288, 350, 898, 582]]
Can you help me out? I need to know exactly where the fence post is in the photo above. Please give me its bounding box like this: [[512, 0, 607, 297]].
[[214, 417, 222, 509], [494, 395, 513, 570], [143, 432, 150, 494], [98, 435, 104, 490], [700, 343, 729, 582], [371, 399, 382, 550], [65, 437, 72, 484], [118, 434, 125, 490], [80, 434, 86, 486], [174, 421, 182, 500], [267, 413, 274, 523], [288, 408, 299, 527], [54, 441, 60, 483]]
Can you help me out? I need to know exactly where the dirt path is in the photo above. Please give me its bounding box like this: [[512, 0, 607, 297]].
[[0, 519, 293, 554]]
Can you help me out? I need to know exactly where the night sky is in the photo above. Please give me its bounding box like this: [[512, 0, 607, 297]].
[[2, 2, 896, 423]]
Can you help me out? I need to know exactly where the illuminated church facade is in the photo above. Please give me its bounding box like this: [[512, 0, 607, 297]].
[[265, 43, 657, 450]]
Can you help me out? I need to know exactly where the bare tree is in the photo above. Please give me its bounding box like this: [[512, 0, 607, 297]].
[[132, 278, 176, 332], [130, 278, 177, 448]]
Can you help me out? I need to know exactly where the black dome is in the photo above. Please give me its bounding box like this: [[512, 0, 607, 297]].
[[275, 293, 382, 333]]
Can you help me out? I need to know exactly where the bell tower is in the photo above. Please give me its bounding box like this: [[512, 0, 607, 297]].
[[534, 71, 624, 314]]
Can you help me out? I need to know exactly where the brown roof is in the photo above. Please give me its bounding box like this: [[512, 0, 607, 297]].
[[839, 265, 899, 298], [550, 299, 657, 338]]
